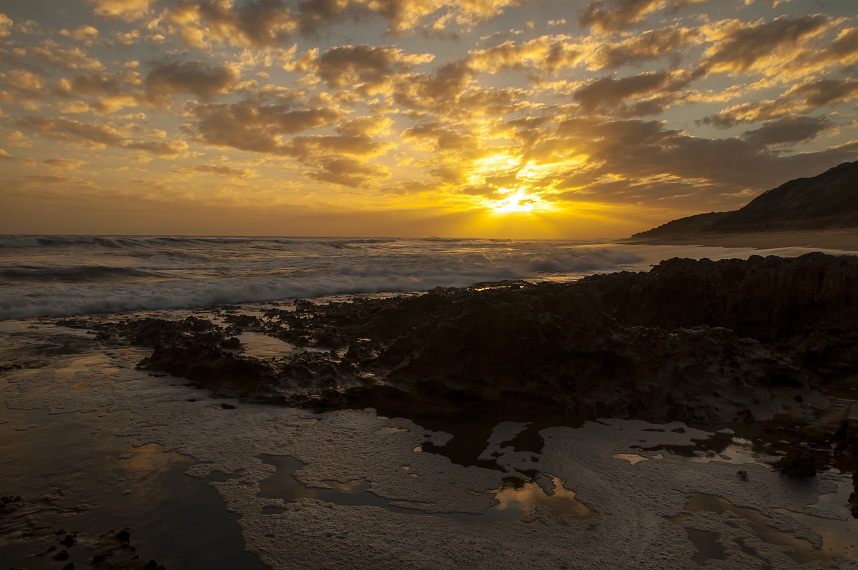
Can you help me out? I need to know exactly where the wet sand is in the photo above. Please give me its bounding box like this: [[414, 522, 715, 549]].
[[623, 228, 858, 251], [2, 320, 855, 568]]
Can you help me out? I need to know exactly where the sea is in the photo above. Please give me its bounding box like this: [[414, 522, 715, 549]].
[[0, 234, 837, 320]]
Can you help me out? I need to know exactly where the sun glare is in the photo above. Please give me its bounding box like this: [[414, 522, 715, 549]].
[[487, 188, 554, 214]]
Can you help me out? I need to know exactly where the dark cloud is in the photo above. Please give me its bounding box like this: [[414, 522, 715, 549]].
[[167, 0, 298, 48], [315, 45, 430, 94], [192, 100, 341, 153], [402, 122, 478, 152], [578, 0, 706, 33], [165, 0, 526, 48], [552, 118, 858, 205], [741, 116, 830, 147], [310, 156, 390, 187], [146, 61, 237, 102], [702, 14, 831, 74], [596, 26, 699, 68], [394, 60, 475, 110], [788, 78, 858, 108], [18, 116, 187, 156], [573, 71, 670, 112]]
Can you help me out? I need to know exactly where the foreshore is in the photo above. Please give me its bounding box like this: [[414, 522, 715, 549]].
[[4, 251, 858, 567], [622, 228, 858, 251]]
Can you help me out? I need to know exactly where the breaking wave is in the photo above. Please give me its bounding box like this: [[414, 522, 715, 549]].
[[0, 236, 647, 319]]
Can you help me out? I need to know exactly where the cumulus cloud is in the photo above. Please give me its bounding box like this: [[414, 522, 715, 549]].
[[26, 41, 105, 71], [468, 35, 580, 74], [18, 117, 188, 157], [191, 99, 342, 153], [701, 14, 832, 75], [162, 0, 527, 49], [573, 71, 671, 112], [314, 45, 433, 94], [60, 25, 100, 44], [788, 78, 858, 108], [0, 13, 12, 38], [552, 117, 858, 206], [87, 0, 153, 20], [741, 115, 831, 146], [145, 61, 238, 103], [594, 25, 700, 68], [578, 0, 708, 33], [310, 157, 390, 187]]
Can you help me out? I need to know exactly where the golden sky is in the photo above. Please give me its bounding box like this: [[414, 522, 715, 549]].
[[1, 0, 856, 238]]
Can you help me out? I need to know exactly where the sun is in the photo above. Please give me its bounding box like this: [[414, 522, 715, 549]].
[[486, 188, 554, 214]]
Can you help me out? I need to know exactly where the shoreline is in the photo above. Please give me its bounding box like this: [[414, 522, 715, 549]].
[[621, 228, 858, 251]]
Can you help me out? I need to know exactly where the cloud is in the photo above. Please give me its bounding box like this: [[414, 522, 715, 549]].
[[741, 115, 831, 146], [2, 70, 46, 92], [578, 0, 708, 33], [573, 70, 671, 112], [787, 78, 858, 108], [29, 41, 105, 71], [60, 25, 100, 44], [191, 99, 342, 153], [162, 0, 527, 49], [177, 164, 256, 179], [315, 45, 433, 94], [145, 61, 238, 103], [0, 13, 12, 38], [87, 0, 153, 20], [594, 25, 700, 68], [467, 35, 580, 74], [0, 148, 13, 159], [164, 0, 298, 49], [394, 60, 475, 110], [310, 157, 390, 187], [552, 117, 858, 206], [699, 77, 858, 128], [701, 14, 832, 75], [18, 116, 188, 157]]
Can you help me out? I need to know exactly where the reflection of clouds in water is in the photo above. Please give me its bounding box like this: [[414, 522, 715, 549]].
[[493, 476, 596, 520]]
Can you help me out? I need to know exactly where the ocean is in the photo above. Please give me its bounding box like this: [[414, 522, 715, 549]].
[[0, 235, 829, 320]]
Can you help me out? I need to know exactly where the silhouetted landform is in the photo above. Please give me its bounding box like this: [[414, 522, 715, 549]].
[[60, 253, 858, 482], [632, 161, 858, 239]]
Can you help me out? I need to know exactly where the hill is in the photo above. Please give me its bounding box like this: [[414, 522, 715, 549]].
[[632, 161, 858, 240]]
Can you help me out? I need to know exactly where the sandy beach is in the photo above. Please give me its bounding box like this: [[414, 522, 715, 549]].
[[624, 228, 858, 251]]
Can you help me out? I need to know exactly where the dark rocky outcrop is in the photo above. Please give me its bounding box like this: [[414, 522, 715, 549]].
[[70, 253, 858, 432], [632, 161, 858, 239]]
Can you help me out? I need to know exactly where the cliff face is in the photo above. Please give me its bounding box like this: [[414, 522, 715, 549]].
[[632, 161, 858, 238]]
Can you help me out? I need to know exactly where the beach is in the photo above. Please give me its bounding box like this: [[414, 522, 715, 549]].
[[2, 236, 858, 568]]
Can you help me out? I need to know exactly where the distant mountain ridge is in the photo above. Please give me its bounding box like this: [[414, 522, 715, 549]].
[[632, 161, 858, 239]]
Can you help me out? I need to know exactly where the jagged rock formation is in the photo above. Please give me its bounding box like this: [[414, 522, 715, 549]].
[[72, 253, 858, 431], [632, 161, 858, 239]]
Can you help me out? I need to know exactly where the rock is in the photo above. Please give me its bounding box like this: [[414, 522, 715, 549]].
[[116, 528, 131, 543], [64, 254, 858, 429], [777, 444, 817, 477], [53, 549, 70, 561], [737, 470, 748, 481]]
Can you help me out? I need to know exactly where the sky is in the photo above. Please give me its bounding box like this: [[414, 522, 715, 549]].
[[0, 0, 856, 239]]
